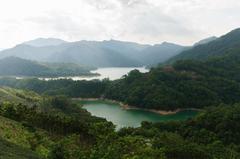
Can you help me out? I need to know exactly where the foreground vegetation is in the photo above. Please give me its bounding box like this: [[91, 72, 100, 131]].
[[0, 87, 240, 158]]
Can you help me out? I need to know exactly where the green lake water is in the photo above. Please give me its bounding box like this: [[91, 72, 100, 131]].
[[81, 100, 198, 129]]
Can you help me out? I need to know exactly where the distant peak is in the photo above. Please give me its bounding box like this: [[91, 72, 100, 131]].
[[161, 42, 174, 45], [156, 42, 182, 47], [23, 37, 67, 47], [194, 36, 218, 46]]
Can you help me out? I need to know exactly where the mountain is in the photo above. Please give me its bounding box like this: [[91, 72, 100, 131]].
[[139, 42, 187, 66], [0, 39, 185, 67], [49, 40, 147, 67], [193, 36, 217, 46], [0, 56, 95, 77], [23, 38, 67, 47], [167, 28, 240, 63]]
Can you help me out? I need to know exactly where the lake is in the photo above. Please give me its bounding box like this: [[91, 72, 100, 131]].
[[81, 100, 198, 129], [40, 67, 149, 81]]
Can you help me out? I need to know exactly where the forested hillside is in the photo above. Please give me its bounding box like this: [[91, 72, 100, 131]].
[[0, 56, 95, 77], [0, 86, 240, 158], [104, 47, 240, 110], [167, 28, 240, 63], [2, 50, 240, 111]]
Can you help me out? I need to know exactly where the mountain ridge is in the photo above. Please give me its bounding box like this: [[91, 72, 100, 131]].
[[0, 39, 186, 67]]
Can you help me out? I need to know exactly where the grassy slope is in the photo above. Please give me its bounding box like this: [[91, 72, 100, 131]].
[[0, 87, 41, 104], [0, 87, 55, 158], [0, 115, 53, 158], [0, 86, 107, 158], [0, 86, 45, 159], [0, 138, 41, 159]]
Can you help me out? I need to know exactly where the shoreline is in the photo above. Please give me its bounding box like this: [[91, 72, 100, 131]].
[[0, 74, 100, 80], [72, 98, 201, 115]]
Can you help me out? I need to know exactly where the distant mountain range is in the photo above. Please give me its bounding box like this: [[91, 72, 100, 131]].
[[0, 35, 220, 67], [0, 38, 188, 67]]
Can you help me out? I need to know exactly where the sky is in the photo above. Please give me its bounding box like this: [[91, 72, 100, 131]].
[[0, 0, 240, 48]]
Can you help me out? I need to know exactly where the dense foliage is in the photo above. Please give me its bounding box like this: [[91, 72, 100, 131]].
[[0, 78, 108, 98], [2, 52, 240, 111], [0, 138, 41, 159], [1, 87, 240, 159], [105, 53, 240, 110], [167, 28, 240, 63], [3, 50, 240, 111]]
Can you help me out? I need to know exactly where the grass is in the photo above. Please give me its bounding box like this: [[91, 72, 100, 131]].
[[0, 115, 54, 158], [0, 87, 41, 104], [0, 138, 41, 159]]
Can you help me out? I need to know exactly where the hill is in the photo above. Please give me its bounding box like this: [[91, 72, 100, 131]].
[[0, 56, 95, 77], [167, 28, 240, 63]]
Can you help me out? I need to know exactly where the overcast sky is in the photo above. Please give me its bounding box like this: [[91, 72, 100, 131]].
[[0, 0, 240, 48]]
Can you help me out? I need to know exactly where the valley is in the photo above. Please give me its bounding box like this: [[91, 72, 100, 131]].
[[1, 25, 240, 158]]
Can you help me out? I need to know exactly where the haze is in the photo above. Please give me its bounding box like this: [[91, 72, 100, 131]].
[[0, 0, 240, 48]]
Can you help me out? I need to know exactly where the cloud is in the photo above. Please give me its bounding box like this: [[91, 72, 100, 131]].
[[0, 0, 240, 48]]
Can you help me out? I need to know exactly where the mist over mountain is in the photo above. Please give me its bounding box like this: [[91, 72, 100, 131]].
[[23, 38, 67, 47], [0, 39, 186, 67], [193, 36, 217, 46], [139, 42, 187, 66], [0, 44, 69, 61]]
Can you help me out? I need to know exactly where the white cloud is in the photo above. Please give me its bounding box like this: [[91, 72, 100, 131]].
[[0, 0, 240, 48]]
